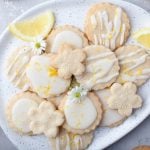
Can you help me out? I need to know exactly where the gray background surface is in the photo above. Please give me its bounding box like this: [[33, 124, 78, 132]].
[[0, 0, 150, 150]]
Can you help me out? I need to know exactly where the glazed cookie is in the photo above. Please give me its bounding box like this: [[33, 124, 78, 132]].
[[51, 44, 86, 79], [28, 101, 64, 138], [26, 54, 71, 98], [108, 82, 142, 117], [116, 45, 150, 86], [5, 46, 34, 90], [46, 25, 88, 53], [96, 89, 126, 127], [84, 3, 130, 50], [50, 128, 93, 150], [59, 86, 102, 134], [76, 45, 120, 90], [5, 92, 43, 134]]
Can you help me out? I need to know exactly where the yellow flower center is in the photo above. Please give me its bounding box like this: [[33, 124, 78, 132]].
[[48, 67, 58, 76]]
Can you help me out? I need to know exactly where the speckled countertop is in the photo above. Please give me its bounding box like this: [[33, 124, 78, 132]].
[[0, 0, 150, 150]]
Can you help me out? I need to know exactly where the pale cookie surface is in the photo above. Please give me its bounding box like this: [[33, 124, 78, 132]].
[[5, 46, 34, 90], [5, 92, 43, 134], [46, 25, 88, 53], [84, 3, 130, 50], [26, 54, 71, 98], [28, 101, 64, 138], [108, 82, 142, 117], [76, 45, 120, 90], [50, 128, 93, 150], [59, 92, 102, 134], [116, 45, 150, 86], [51, 44, 86, 79], [96, 89, 126, 127]]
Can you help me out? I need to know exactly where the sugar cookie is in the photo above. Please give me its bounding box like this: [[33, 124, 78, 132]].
[[59, 87, 102, 134], [116, 45, 150, 86], [84, 3, 130, 50], [46, 25, 88, 53], [50, 128, 93, 150], [108, 82, 142, 117], [5, 46, 34, 90], [76, 45, 120, 90], [96, 89, 126, 127], [51, 44, 86, 79], [26, 54, 71, 98], [28, 101, 64, 138], [5, 92, 43, 134]]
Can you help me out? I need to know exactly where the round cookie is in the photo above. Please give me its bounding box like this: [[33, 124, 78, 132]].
[[26, 54, 71, 98], [46, 25, 88, 53], [59, 91, 102, 134], [5, 92, 44, 134], [115, 45, 150, 86], [76, 45, 120, 90], [96, 89, 126, 127], [50, 128, 93, 150], [5, 46, 34, 90], [84, 3, 130, 50]]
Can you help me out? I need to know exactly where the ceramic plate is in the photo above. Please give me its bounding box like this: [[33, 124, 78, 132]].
[[0, 0, 150, 149]]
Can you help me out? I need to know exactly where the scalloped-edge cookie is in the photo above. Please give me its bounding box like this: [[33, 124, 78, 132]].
[[26, 54, 71, 98], [59, 91, 102, 134], [50, 128, 93, 150], [46, 25, 88, 53], [115, 45, 150, 86], [5, 92, 44, 134], [84, 2, 130, 50], [5, 46, 34, 91], [76, 45, 120, 90], [96, 89, 126, 127]]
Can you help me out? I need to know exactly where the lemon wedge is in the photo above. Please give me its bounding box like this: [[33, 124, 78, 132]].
[[133, 28, 150, 49], [9, 11, 55, 41]]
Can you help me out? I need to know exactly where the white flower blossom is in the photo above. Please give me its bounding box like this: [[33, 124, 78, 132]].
[[67, 86, 88, 103], [31, 37, 47, 55]]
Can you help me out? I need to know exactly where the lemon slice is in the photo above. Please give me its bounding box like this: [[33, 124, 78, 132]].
[[133, 28, 150, 49], [9, 11, 55, 41]]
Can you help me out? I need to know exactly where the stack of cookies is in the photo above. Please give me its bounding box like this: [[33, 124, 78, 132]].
[[5, 2, 150, 150]]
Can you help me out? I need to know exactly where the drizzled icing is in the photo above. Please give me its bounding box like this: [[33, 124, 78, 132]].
[[90, 8, 125, 49], [6, 47, 32, 90], [77, 47, 119, 89], [117, 47, 150, 84], [51, 31, 83, 53], [26, 55, 70, 98], [64, 96, 97, 129], [55, 133, 83, 150]]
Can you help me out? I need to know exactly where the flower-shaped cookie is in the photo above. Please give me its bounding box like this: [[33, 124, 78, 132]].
[[28, 101, 64, 138], [108, 82, 142, 116], [52, 44, 86, 79]]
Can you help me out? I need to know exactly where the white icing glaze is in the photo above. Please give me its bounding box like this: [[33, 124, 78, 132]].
[[66, 134, 71, 150], [118, 48, 143, 60], [74, 135, 83, 150], [96, 89, 125, 127], [51, 31, 83, 53], [64, 96, 97, 129], [87, 52, 113, 61], [12, 98, 38, 133], [120, 54, 148, 72], [6, 47, 31, 89], [26, 55, 70, 98], [56, 136, 60, 150], [90, 8, 125, 49]]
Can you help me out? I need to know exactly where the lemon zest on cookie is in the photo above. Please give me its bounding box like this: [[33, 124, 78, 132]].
[[48, 67, 58, 77], [136, 69, 143, 75]]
